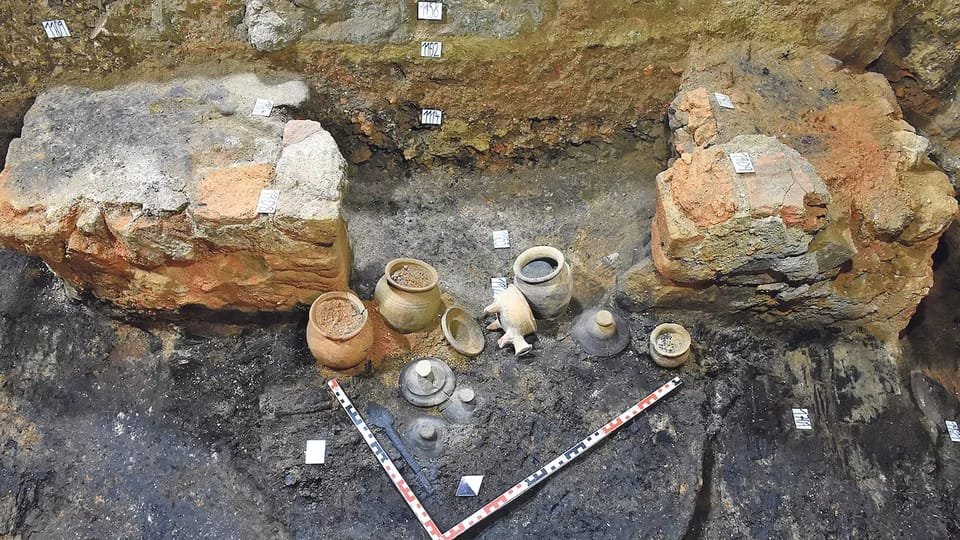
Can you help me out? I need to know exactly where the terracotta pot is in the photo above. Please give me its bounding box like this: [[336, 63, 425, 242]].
[[484, 284, 537, 356], [307, 291, 373, 370], [373, 258, 443, 333], [513, 246, 573, 319], [649, 323, 692, 368]]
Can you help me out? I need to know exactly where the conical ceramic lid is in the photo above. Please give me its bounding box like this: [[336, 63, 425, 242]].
[[571, 308, 631, 357]]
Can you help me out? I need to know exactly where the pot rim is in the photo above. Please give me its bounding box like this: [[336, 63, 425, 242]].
[[513, 246, 565, 284], [384, 258, 439, 293], [309, 291, 368, 341], [650, 323, 691, 358]]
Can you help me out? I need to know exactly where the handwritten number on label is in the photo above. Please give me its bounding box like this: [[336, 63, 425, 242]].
[[417, 2, 443, 21], [421, 109, 442, 125], [42, 20, 71, 39], [420, 41, 442, 58]]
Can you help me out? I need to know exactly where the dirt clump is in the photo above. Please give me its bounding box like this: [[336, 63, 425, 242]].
[[314, 298, 363, 336], [655, 332, 683, 355], [390, 264, 433, 288], [363, 301, 410, 363]]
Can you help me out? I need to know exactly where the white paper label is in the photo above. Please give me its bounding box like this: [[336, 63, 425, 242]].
[[492, 230, 510, 249], [792, 408, 812, 430], [42, 20, 71, 39], [304, 440, 326, 464], [729, 152, 755, 174], [714, 92, 735, 109], [256, 189, 280, 214], [417, 2, 443, 20], [251, 98, 274, 117], [491, 277, 508, 297], [946, 420, 960, 442], [421, 109, 443, 125], [420, 41, 442, 58]]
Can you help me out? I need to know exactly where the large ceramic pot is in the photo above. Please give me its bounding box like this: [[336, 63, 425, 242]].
[[512, 246, 573, 319], [307, 291, 373, 370], [373, 258, 443, 333]]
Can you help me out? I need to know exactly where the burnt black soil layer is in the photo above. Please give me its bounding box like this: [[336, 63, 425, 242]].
[[1, 147, 959, 538]]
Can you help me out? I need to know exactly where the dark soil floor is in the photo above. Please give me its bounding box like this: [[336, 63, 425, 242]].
[[1, 139, 959, 539]]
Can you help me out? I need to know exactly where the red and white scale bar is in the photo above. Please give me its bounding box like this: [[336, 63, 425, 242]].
[[328, 376, 682, 540], [328, 379, 445, 539]]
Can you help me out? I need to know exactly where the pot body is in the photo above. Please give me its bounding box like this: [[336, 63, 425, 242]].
[[374, 258, 443, 333], [306, 292, 373, 370], [649, 323, 691, 368], [513, 246, 573, 319]]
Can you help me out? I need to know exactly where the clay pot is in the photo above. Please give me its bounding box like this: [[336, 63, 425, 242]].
[[649, 323, 692, 368], [484, 284, 537, 356], [374, 258, 443, 333], [513, 246, 573, 319], [306, 291, 373, 370]]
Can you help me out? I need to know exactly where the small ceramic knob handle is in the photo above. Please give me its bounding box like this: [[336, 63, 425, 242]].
[[458, 388, 475, 403], [415, 359, 434, 381], [419, 425, 437, 441], [589, 310, 617, 338]]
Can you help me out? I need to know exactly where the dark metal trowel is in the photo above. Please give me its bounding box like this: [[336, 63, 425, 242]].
[[366, 403, 435, 495]]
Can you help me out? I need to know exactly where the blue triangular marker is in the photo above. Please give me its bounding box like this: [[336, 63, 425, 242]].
[[456, 475, 483, 497]]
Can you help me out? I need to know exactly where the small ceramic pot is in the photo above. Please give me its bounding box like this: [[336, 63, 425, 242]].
[[649, 323, 692, 368], [373, 258, 443, 333], [513, 246, 573, 319], [306, 291, 373, 370], [484, 284, 537, 356]]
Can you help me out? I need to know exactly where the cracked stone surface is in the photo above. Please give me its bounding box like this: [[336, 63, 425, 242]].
[[620, 42, 958, 340], [0, 74, 351, 311]]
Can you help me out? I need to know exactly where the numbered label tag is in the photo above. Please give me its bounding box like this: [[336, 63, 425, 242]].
[[491, 277, 508, 297], [256, 189, 280, 214], [946, 420, 960, 442], [420, 41, 442, 58], [417, 1, 443, 20], [492, 230, 510, 249], [42, 20, 71, 39], [251, 98, 274, 117], [421, 109, 443, 125], [729, 152, 755, 174], [714, 92, 735, 109], [792, 408, 812, 430]]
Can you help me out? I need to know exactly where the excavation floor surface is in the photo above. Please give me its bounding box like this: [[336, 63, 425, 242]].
[[1, 145, 959, 538]]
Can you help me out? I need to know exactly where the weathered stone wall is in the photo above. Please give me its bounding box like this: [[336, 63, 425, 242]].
[[0, 74, 351, 311], [877, 0, 960, 182], [0, 1, 902, 166], [620, 43, 958, 340]]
